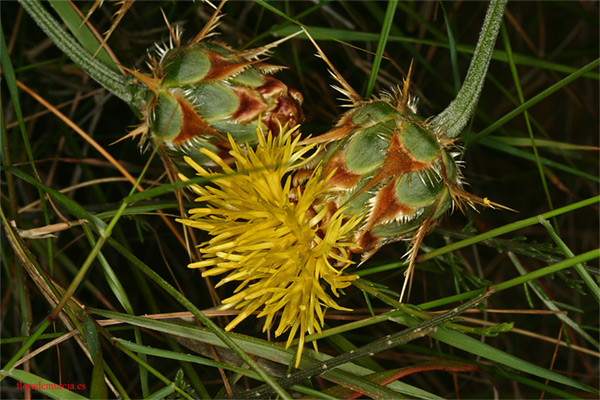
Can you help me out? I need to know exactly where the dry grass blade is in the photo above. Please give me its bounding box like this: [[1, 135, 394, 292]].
[[16, 79, 138, 187], [15, 79, 189, 249]]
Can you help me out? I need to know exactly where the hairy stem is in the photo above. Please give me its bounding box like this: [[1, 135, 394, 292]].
[[432, 0, 508, 138], [18, 0, 145, 110]]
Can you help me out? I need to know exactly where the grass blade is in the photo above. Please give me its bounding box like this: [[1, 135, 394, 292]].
[[364, 0, 397, 97], [469, 58, 600, 145]]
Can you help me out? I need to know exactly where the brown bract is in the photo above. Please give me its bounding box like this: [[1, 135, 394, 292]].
[[171, 93, 223, 145]]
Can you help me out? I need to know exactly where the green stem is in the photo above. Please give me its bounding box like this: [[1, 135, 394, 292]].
[[18, 0, 144, 110], [419, 195, 599, 263], [236, 291, 493, 399], [507, 251, 599, 349], [538, 217, 600, 303], [432, 0, 507, 138], [419, 248, 600, 310]]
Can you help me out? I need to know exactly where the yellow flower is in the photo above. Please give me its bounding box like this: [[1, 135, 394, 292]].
[[176, 125, 361, 367]]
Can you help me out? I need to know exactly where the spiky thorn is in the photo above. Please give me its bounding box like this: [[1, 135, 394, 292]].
[[237, 31, 303, 61], [449, 184, 515, 213], [203, 0, 218, 10], [92, 1, 135, 58], [160, 8, 181, 48], [190, 0, 227, 45], [254, 64, 286, 75], [301, 27, 362, 107], [299, 120, 356, 145], [79, 0, 104, 29], [399, 59, 414, 113], [438, 135, 460, 151], [398, 212, 436, 303], [111, 123, 149, 147], [121, 65, 160, 95]]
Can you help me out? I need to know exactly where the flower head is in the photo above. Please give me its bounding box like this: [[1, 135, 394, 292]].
[[177, 125, 361, 367]]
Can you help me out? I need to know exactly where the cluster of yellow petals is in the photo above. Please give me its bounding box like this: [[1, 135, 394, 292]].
[[177, 125, 361, 367]]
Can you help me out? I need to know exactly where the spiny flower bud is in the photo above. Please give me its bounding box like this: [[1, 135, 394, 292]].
[[126, 6, 303, 171]]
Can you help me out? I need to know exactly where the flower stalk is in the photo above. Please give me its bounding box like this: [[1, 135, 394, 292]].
[[18, 0, 145, 110], [432, 0, 508, 138]]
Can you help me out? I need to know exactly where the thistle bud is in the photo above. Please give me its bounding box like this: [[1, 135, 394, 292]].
[[128, 9, 304, 170]]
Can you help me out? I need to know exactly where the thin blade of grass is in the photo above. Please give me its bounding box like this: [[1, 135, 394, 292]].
[[469, 58, 600, 145], [428, 328, 594, 397], [114, 343, 193, 400], [364, 0, 397, 98], [235, 291, 493, 399], [116, 337, 387, 400], [418, 249, 600, 310], [5, 166, 107, 232], [102, 240, 293, 400], [538, 217, 600, 302], [439, 2, 461, 92], [81, 223, 150, 397], [507, 252, 599, 349], [270, 25, 599, 80], [487, 136, 600, 151], [354, 280, 597, 394], [419, 196, 599, 263], [479, 137, 600, 183], [501, 22, 555, 227]]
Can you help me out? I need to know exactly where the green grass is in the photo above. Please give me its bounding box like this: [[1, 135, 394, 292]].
[[1, 1, 598, 399]]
